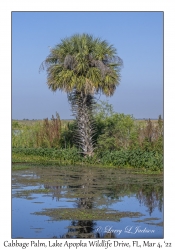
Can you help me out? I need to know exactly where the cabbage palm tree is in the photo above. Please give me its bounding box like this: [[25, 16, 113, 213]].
[[40, 34, 123, 156]]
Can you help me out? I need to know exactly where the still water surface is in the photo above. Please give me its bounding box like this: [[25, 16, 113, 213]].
[[12, 165, 163, 239]]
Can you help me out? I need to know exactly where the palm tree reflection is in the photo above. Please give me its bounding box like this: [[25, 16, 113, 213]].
[[43, 169, 163, 238]]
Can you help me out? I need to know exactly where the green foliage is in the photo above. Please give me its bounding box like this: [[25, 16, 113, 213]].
[[12, 103, 163, 171], [59, 121, 77, 149], [93, 100, 115, 119], [136, 118, 163, 153], [41, 34, 123, 96], [92, 102, 163, 155], [12, 147, 163, 171], [12, 147, 82, 164], [40, 34, 123, 156], [96, 149, 163, 171], [12, 121, 21, 129], [94, 102, 138, 151], [12, 113, 61, 148]]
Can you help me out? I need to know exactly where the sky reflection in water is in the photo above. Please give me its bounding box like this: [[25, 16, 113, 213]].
[[12, 166, 163, 239]]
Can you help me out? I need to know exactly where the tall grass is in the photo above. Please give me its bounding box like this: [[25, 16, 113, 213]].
[[12, 113, 61, 148], [12, 111, 163, 171]]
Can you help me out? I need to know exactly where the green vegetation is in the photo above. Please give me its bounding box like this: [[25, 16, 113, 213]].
[[33, 208, 143, 221], [12, 148, 163, 171], [40, 34, 123, 156], [12, 34, 163, 172], [12, 102, 163, 172], [12, 164, 163, 221], [12, 113, 61, 148]]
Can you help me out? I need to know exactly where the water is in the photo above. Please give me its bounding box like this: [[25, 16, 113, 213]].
[[12, 165, 163, 238]]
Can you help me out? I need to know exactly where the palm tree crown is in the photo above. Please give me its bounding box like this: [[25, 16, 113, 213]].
[[41, 33, 123, 96], [41, 34, 123, 156]]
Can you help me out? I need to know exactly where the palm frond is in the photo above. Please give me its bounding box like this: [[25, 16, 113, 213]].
[[41, 33, 123, 155]]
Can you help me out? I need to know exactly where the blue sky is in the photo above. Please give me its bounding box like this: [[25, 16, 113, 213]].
[[12, 11, 163, 120]]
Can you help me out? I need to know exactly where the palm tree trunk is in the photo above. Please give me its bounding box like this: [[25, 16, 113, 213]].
[[69, 90, 96, 157]]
